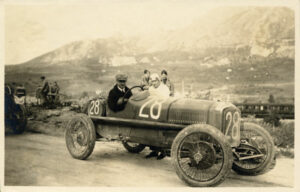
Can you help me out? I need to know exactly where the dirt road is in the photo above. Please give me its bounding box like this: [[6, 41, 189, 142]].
[[5, 133, 294, 187]]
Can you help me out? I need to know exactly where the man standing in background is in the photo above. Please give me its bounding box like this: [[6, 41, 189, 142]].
[[141, 69, 151, 90], [161, 70, 174, 96], [40, 76, 49, 107]]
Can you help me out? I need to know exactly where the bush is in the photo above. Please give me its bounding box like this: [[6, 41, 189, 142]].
[[80, 91, 89, 99], [243, 118, 294, 148], [278, 148, 294, 158]]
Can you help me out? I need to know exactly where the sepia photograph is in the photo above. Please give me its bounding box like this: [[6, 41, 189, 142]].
[[1, 0, 298, 191]]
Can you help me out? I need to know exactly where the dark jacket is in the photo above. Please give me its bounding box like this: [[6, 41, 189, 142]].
[[161, 78, 174, 96], [108, 84, 132, 112], [141, 75, 150, 90], [41, 80, 49, 96]]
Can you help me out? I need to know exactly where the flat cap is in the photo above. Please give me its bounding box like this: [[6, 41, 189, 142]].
[[161, 69, 168, 75], [115, 73, 128, 81]]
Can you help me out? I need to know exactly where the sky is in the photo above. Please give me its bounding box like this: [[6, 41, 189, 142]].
[[4, 0, 296, 64], [5, 1, 216, 64]]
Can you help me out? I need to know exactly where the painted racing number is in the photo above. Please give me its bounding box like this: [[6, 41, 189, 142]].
[[225, 111, 240, 139], [89, 100, 100, 115], [139, 98, 166, 119]]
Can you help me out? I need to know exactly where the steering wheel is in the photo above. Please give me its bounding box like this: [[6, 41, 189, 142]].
[[121, 85, 145, 103]]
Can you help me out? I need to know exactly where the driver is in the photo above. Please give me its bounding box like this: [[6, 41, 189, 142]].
[[107, 73, 132, 112]]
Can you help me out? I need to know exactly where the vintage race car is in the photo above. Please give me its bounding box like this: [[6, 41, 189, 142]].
[[5, 84, 27, 134], [65, 86, 276, 187], [14, 86, 27, 105]]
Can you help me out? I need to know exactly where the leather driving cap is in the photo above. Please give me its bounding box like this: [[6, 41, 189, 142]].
[[116, 73, 128, 81]]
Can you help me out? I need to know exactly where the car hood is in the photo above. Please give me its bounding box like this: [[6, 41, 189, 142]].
[[168, 98, 234, 128]]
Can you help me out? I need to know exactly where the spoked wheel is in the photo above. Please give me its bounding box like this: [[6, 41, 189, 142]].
[[171, 124, 233, 187], [232, 122, 275, 175], [65, 114, 96, 160], [122, 141, 146, 153]]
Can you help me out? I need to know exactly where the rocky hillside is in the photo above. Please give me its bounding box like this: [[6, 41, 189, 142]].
[[18, 6, 294, 67], [147, 7, 294, 58], [24, 36, 144, 67], [5, 6, 295, 102]]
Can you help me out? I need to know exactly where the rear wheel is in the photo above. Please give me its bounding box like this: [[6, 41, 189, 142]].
[[232, 122, 275, 175], [122, 141, 146, 153], [65, 114, 96, 160], [171, 124, 233, 187]]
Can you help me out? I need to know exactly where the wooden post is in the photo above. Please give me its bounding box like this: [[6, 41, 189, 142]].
[[182, 80, 185, 96]]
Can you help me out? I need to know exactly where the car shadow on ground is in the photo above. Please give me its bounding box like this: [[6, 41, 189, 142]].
[[88, 144, 174, 170]]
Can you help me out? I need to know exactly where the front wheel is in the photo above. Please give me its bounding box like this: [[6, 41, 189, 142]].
[[122, 141, 146, 153], [65, 114, 96, 160], [171, 124, 233, 187], [232, 122, 275, 175]]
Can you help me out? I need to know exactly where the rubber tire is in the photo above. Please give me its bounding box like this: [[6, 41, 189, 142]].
[[122, 141, 146, 153], [232, 122, 275, 175], [171, 124, 233, 187], [12, 105, 27, 134], [65, 114, 96, 160]]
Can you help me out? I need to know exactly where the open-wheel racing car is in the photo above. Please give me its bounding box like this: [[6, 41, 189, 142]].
[[5, 84, 27, 134], [65, 85, 276, 187]]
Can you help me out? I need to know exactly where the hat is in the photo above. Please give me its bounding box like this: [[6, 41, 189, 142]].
[[161, 70, 168, 75], [150, 73, 160, 81], [116, 73, 128, 81]]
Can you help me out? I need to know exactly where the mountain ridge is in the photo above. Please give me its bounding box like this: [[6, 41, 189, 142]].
[[16, 6, 294, 68], [5, 6, 294, 101]]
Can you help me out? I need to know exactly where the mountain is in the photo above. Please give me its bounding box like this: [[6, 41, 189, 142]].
[[146, 7, 294, 57], [19, 6, 294, 67], [24, 36, 145, 67], [5, 6, 295, 101]]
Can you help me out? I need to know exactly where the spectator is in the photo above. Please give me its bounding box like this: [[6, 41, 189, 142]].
[[141, 69, 151, 90], [40, 76, 49, 106], [268, 94, 275, 103], [161, 70, 174, 96]]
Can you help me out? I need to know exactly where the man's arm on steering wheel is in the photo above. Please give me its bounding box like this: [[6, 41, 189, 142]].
[[120, 85, 147, 103]]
